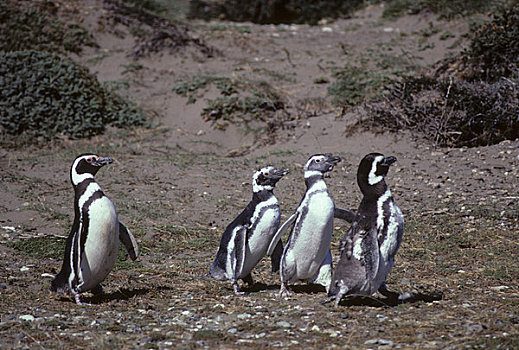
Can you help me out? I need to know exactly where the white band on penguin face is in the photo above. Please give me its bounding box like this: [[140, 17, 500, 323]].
[[368, 155, 385, 185], [252, 166, 274, 193], [71, 156, 95, 186]]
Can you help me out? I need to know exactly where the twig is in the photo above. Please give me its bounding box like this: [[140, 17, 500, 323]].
[[282, 48, 295, 67]]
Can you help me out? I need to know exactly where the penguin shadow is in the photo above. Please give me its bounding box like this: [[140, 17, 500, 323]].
[[240, 283, 326, 295], [335, 290, 444, 308], [59, 287, 152, 305]]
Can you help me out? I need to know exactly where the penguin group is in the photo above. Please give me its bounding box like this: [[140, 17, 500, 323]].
[[209, 152, 406, 306], [50, 151, 406, 307]]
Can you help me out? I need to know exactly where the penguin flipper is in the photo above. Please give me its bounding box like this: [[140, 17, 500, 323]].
[[270, 239, 283, 273], [232, 226, 248, 282], [362, 227, 380, 282], [334, 207, 356, 223], [119, 223, 139, 261], [267, 212, 298, 256]]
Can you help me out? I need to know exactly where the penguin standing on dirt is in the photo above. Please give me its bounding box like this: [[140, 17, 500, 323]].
[[325, 153, 405, 307], [210, 166, 289, 294], [267, 154, 341, 297], [50, 154, 139, 305]]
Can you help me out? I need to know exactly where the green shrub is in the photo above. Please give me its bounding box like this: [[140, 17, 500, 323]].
[[173, 75, 287, 130], [381, 0, 495, 20], [366, 76, 518, 147], [463, 3, 519, 81], [328, 65, 389, 107], [357, 1, 519, 147], [0, 51, 147, 140], [0, 1, 95, 53]]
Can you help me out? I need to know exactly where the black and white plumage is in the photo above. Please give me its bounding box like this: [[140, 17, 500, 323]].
[[50, 154, 139, 304], [267, 153, 341, 297], [210, 166, 289, 294], [326, 153, 404, 307]]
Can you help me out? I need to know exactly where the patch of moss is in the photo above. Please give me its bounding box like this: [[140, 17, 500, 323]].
[[7, 236, 65, 259]]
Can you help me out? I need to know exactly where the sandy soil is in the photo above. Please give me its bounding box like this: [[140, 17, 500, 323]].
[[0, 1, 518, 348]]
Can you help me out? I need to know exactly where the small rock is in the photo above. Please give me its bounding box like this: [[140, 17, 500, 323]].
[[365, 339, 394, 347], [19, 315, 35, 322], [311, 325, 320, 332], [465, 323, 486, 335], [20, 266, 30, 272], [276, 321, 291, 328], [41, 273, 54, 278], [489, 285, 509, 292], [237, 313, 251, 320], [228, 328, 238, 334]]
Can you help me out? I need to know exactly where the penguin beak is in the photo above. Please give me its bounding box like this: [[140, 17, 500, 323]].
[[325, 154, 341, 173], [327, 155, 342, 165], [268, 168, 290, 181], [95, 157, 114, 167], [381, 156, 397, 167]]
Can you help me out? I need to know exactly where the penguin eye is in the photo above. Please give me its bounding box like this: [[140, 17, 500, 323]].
[[315, 159, 321, 163]]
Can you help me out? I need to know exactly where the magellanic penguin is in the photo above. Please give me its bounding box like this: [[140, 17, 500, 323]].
[[267, 153, 341, 297], [326, 153, 404, 307], [50, 154, 139, 305], [210, 166, 289, 294]]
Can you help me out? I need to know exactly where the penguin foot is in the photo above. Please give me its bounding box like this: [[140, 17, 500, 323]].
[[232, 283, 249, 296], [278, 283, 292, 298], [73, 293, 84, 305]]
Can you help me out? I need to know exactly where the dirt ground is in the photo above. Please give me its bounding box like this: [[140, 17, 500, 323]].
[[1, 1, 518, 348]]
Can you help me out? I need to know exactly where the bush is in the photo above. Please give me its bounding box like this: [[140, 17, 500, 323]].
[[173, 75, 289, 131], [0, 51, 147, 140], [462, 2, 519, 81], [188, 0, 364, 25], [359, 1, 519, 147], [381, 0, 495, 20], [0, 1, 94, 53], [366, 77, 518, 147]]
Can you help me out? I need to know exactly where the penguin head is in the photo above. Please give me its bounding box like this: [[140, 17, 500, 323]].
[[252, 166, 289, 192], [304, 153, 341, 177], [358, 153, 397, 192], [70, 153, 113, 186]]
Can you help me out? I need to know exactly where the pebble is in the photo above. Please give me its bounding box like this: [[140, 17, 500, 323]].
[[365, 338, 394, 347], [20, 266, 30, 272], [228, 328, 238, 334], [237, 313, 251, 319], [41, 273, 55, 278], [19, 315, 35, 322], [276, 321, 291, 328]]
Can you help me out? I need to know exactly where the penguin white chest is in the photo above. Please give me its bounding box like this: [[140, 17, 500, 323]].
[[80, 196, 119, 291], [292, 191, 334, 279]]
